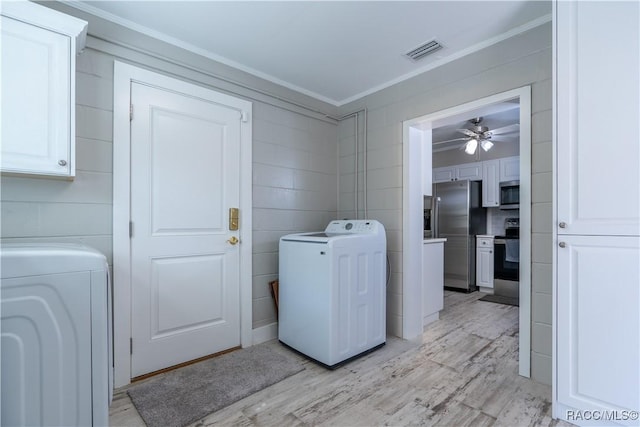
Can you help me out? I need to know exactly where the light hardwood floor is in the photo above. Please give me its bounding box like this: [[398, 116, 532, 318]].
[[110, 291, 572, 426]]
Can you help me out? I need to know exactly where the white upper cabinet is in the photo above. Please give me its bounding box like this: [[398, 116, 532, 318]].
[[1, 2, 87, 178], [456, 162, 482, 181], [433, 162, 482, 183], [499, 156, 520, 183], [482, 160, 500, 207], [556, 1, 639, 236], [433, 166, 456, 183]]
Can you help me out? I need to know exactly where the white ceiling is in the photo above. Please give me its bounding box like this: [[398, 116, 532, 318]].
[[69, 1, 551, 106]]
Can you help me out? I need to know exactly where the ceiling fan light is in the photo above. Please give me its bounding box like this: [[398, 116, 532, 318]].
[[480, 139, 494, 151], [465, 139, 478, 155]]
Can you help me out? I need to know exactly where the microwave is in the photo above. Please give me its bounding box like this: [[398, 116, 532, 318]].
[[499, 180, 520, 210]]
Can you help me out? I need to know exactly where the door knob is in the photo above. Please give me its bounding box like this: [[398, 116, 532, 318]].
[[559, 242, 566, 248], [227, 236, 239, 245], [559, 222, 567, 228]]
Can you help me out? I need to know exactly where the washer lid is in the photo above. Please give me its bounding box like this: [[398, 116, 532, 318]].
[[280, 232, 332, 243]]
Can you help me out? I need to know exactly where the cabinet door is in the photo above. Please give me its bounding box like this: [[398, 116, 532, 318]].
[[476, 242, 494, 289], [1, 16, 73, 176], [556, 235, 639, 421], [499, 156, 520, 182], [556, 1, 639, 236], [456, 162, 482, 181], [482, 160, 500, 207], [433, 166, 455, 183]]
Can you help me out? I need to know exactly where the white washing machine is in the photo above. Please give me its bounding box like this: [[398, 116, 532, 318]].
[[278, 220, 386, 368]]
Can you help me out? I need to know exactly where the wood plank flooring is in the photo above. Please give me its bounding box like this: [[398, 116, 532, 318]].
[[109, 291, 573, 426]]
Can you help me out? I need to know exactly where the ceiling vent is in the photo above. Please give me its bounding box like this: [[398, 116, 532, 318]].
[[404, 39, 443, 61]]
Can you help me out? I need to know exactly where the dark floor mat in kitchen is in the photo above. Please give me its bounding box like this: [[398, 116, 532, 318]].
[[478, 294, 519, 307]]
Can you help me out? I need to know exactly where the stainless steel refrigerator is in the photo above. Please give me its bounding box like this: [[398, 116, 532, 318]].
[[427, 180, 486, 292]]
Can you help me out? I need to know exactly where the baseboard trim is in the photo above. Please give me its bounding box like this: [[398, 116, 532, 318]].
[[252, 322, 278, 345]]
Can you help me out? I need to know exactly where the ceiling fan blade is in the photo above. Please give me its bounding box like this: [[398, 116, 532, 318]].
[[490, 123, 520, 135], [432, 137, 469, 145], [456, 129, 477, 137]]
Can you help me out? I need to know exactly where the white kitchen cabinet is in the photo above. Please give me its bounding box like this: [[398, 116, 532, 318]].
[[456, 162, 482, 181], [554, 1, 640, 424], [433, 162, 481, 183], [1, 2, 87, 178], [499, 156, 520, 183], [476, 236, 494, 290], [433, 166, 456, 183], [482, 160, 500, 207], [423, 239, 445, 326]]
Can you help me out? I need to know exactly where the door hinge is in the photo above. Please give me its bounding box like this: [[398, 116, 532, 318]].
[[241, 111, 249, 123], [130, 104, 133, 121], [129, 221, 133, 238], [130, 338, 133, 354]]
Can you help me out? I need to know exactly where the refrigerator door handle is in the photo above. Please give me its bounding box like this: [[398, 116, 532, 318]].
[[433, 196, 441, 238]]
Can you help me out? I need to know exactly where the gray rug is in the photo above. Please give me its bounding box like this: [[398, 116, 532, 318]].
[[479, 294, 519, 306], [127, 344, 304, 427]]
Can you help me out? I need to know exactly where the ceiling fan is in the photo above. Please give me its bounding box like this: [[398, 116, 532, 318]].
[[434, 117, 520, 155]]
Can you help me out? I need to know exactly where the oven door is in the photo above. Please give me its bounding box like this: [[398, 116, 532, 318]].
[[494, 238, 519, 281]]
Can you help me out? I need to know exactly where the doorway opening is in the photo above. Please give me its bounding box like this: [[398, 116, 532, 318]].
[[402, 86, 532, 377]]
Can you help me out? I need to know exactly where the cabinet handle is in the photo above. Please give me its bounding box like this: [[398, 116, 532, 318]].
[[559, 222, 567, 228], [559, 242, 566, 248], [58, 160, 67, 166]]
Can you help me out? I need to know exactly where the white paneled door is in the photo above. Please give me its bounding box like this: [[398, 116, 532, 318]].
[[130, 82, 242, 377]]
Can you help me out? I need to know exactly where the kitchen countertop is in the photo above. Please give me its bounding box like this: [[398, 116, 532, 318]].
[[476, 234, 495, 238], [423, 238, 447, 244]]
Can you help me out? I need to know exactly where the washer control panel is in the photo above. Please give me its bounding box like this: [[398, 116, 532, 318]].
[[325, 220, 381, 234]]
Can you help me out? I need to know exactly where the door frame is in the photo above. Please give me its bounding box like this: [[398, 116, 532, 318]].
[[112, 62, 253, 387], [402, 86, 532, 377]]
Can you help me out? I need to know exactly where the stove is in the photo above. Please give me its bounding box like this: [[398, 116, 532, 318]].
[[493, 218, 519, 304]]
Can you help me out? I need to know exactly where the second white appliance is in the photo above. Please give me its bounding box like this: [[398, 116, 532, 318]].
[[1, 243, 112, 426], [278, 220, 387, 368]]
